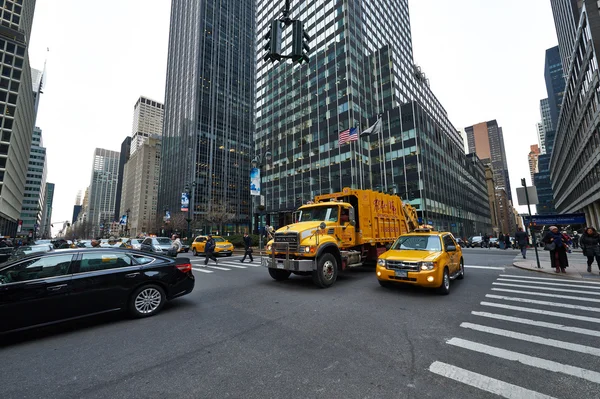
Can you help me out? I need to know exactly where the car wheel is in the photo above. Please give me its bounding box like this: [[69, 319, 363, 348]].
[[437, 268, 450, 295], [457, 258, 465, 280], [268, 268, 291, 281], [312, 253, 338, 288], [192, 248, 198, 256], [129, 284, 166, 318], [378, 280, 392, 288]]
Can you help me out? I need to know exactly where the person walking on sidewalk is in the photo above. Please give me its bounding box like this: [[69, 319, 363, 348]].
[[515, 227, 529, 259], [580, 227, 600, 274], [240, 232, 254, 263], [543, 226, 569, 273], [503, 233, 511, 250], [204, 234, 218, 266]]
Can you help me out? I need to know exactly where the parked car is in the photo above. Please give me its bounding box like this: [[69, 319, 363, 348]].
[[489, 238, 499, 248], [140, 237, 173, 254], [455, 238, 466, 248], [191, 236, 234, 256], [467, 236, 483, 248], [128, 238, 143, 250], [0, 248, 194, 334]]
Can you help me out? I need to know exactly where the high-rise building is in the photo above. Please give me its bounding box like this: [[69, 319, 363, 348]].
[[87, 148, 120, 238], [540, 98, 552, 135], [549, 0, 600, 226], [19, 126, 46, 239], [40, 182, 54, 239], [75, 190, 82, 206], [0, 0, 39, 236], [253, 0, 488, 235], [544, 46, 566, 138], [536, 122, 546, 155], [114, 137, 131, 221], [549, 0, 582, 76], [130, 96, 164, 156], [158, 0, 256, 234], [72, 205, 81, 225], [528, 144, 541, 183]]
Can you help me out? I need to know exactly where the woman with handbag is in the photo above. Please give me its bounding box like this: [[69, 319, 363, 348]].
[[580, 227, 600, 274], [543, 226, 569, 273]]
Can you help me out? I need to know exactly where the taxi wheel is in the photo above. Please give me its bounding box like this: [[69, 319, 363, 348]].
[[437, 268, 450, 295], [269, 268, 291, 281], [312, 253, 338, 288], [457, 259, 465, 280]]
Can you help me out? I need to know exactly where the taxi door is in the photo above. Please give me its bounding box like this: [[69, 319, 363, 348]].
[[442, 234, 458, 274]]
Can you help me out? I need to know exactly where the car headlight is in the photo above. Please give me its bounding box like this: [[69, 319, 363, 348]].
[[267, 245, 272, 251], [420, 262, 435, 270], [377, 258, 386, 267]]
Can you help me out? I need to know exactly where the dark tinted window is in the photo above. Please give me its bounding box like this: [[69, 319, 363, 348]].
[[133, 255, 155, 265], [0, 254, 73, 284], [443, 235, 455, 249], [156, 238, 171, 245], [79, 253, 134, 273], [142, 238, 152, 245]]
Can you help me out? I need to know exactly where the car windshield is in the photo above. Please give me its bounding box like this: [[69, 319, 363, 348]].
[[298, 206, 338, 222], [156, 238, 172, 245], [392, 235, 442, 251], [213, 237, 226, 242]]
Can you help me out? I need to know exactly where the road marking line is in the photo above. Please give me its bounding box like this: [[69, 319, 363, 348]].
[[493, 282, 600, 296], [500, 274, 600, 286], [471, 311, 600, 338], [214, 262, 247, 269], [446, 337, 600, 384], [480, 302, 600, 324], [497, 278, 600, 290], [465, 265, 506, 270], [192, 267, 214, 274], [205, 265, 231, 271], [460, 322, 600, 357], [491, 288, 600, 303], [486, 294, 600, 313], [429, 361, 556, 399]]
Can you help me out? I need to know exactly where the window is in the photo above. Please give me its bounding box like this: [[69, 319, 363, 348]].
[[79, 253, 134, 273], [443, 235, 456, 250], [194, 237, 206, 242], [0, 255, 74, 284], [132, 255, 154, 265]]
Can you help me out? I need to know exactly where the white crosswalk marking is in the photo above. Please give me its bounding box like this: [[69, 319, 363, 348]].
[[429, 361, 557, 399], [480, 301, 600, 324], [497, 277, 600, 290], [492, 282, 600, 296], [214, 262, 247, 269], [205, 265, 231, 271], [192, 267, 214, 274], [485, 294, 600, 312], [499, 274, 600, 286], [491, 287, 600, 303], [464, 265, 506, 270]]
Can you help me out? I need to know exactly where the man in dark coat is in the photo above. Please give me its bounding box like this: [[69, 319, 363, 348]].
[[580, 227, 600, 273], [204, 235, 218, 266], [504, 233, 511, 250], [515, 227, 529, 259], [240, 232, 254, 263], [544, 226, 569, 273]]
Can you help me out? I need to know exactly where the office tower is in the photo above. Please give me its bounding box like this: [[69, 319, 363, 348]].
[[549, 0, 600, 226], [549, 0, 583, 76], [536, 122, 546, 155], [114, 136, 131, 221], [130, 96, 164, 156], [18, 126, 46, 238], [540, 98, 552, 135], [75, 190, 82, 206], [87, 148, 120, 238], [544, 46, 566, 140], [528, 145, 541, 183], [157, 0, 256, 234], [0, 0, 38, 236], [40, 182, 54, 239]]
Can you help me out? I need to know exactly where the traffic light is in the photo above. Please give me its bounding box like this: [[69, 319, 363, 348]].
[[291, 20, 310, 64], [263, 20, 282, 62]]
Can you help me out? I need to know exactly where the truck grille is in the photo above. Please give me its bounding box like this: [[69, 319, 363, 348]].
[[386, 260, 420, 272], [274, 232, 299, 252]]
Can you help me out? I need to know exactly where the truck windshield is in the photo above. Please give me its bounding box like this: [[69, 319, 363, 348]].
[[392, 235, 442, 251], [298, 206, 338, 222]]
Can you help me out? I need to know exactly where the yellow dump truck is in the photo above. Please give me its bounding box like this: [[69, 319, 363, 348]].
[[263, 187, 419, 288]]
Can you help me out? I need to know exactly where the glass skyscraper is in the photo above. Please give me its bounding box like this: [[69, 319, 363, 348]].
[[157, 0, 256, 235]]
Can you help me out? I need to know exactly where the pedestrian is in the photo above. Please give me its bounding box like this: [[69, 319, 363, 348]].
[[240, 232, 254, 263], [91, 238, 101, 248], [543, 226, 570, 273], [204, 234, 218, 266], [504, 233, 511, 250], [169, 234, 182, 257], [483, 234, 490, 249], [580, 227, 600, 274], [515, 227, 529, 259], [572, 232, 580, 249]]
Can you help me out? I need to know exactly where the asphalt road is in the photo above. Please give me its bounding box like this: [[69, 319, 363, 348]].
[[1, 248, 599, 398]]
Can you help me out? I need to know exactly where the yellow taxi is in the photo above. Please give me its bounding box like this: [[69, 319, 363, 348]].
[[376, 228, 464, 295], [191, 235, 234, 257]]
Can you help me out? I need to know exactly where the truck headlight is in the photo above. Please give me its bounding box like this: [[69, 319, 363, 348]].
[[377, 259, 386, 267], [420, 262, 435, 270]]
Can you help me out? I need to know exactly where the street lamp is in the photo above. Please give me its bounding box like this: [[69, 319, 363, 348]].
[[251, 151, 272, 252], [125, 208, 130, 237], [184, 182, 196, 241]]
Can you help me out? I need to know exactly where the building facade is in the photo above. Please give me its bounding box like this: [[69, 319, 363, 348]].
[[0, 0, 38, 236], [18, 126, 46, 238], [550, 0, 600, 227], [114, 136, 131, 221], [130, 96, 164, 156], [528, 144, 540, 183], [40, 182, 54, 239], [87, 148, 120, 238], [544, 46, 566, 135], [157, 0, 256, 234], [550, 0, 583, 76], [536, 122, 546, 155]]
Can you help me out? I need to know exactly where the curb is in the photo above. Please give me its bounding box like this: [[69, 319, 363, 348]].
[[512, 263, 584, 280]]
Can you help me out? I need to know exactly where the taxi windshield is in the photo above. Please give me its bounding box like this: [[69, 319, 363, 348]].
[[213, 237, 226, 242], [392, 235, 442, 251], [298, 206, 338, 222]]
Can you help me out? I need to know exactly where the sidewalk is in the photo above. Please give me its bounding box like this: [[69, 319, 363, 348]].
[[513, 247, 600, 280]]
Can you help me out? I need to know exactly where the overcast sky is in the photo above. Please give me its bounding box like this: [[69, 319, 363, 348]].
[[28, 0, 557, 234]]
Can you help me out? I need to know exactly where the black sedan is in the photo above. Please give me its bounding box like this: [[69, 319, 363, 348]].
[[0, 248, 195, 334]]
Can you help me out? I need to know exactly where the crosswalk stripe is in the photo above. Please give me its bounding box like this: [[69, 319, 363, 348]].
[[500, 274, 600, 286], [460, 322, 600, 357], [493, 282, 600, 296], [491, 288, 600, 303], [192, 267, 214, 274], [446, 337, 600, 384], [464, 265, 505, 270], [429, 361, 556, 399], [205, 265, 231, 271], [497, 278, 600, 290], [485, 294, 600, 313], [480, 302, 600, 324], [214, 262, 247, 269], [471, 311, 600, 338]]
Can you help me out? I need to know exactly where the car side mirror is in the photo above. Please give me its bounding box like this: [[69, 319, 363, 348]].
[[349, 220, 356, 227], [446, 245, 457, 252]]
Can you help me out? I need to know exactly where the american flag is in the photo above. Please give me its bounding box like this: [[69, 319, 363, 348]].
[[339, 127, 358, 146]]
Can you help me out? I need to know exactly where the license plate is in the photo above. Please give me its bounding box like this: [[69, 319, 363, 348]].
[[395, 270, 407, 277], [276, 260, 285, 269]]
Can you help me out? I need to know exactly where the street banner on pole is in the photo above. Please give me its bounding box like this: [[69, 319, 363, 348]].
[[251, 168, 260, 196], [181, 192, 189, 212], [119, 215, 127, 225]]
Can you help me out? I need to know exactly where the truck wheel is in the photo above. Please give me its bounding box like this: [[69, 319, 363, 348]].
[[268, 268, 291, 281], [312, 253, 338, 288], [437, 268, 450, 295], [457, 259, 465, 280]]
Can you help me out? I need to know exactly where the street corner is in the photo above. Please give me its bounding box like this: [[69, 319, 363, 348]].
[[512, 261, 585, 279]]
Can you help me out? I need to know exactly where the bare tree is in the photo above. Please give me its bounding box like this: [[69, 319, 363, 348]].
[[205, 202, 236, 234], [169, 212, 188, 235]]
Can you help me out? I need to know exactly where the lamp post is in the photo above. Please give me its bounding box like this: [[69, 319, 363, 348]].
[[251, 151, 272, 253], [125, 208, 130, 237], [184, 182, 196, 241]]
